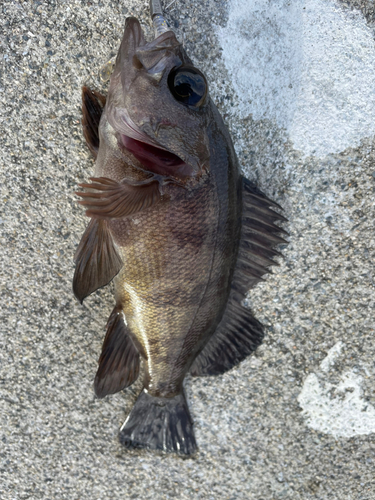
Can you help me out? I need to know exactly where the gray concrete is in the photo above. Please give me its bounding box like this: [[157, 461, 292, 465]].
[[1, 0, 374, 498]]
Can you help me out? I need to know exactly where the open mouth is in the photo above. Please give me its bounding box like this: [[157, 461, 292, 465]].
[[119, 134, 194, 179], [108, 105, 196, 179]]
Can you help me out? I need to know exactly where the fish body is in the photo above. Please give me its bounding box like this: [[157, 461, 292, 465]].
[[74, 17, 286, 455], [107, 104, 240, 399]]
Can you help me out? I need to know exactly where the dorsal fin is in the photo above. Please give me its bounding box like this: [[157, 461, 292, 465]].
[[233, 177, 288, 295], [190, 292, 264, 376], [190, 176, 288, 376]]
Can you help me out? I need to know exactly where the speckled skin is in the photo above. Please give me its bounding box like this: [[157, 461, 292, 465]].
[[93, 20, 242, 398]]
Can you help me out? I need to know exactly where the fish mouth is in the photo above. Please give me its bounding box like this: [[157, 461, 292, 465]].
[[108, 105, 197, 179], [119, 134, 194, 179], [108, 102, 198, 179]]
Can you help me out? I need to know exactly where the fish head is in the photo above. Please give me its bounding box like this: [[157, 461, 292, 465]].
[[106, 18, 211, 180]]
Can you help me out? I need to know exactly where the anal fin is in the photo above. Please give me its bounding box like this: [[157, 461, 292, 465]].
[[190, 176, 288, 376], [73, 218, 123, 303], [95, 307, 140, 398]]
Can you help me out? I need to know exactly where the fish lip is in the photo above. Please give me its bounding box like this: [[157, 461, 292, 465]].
[[107, 104, 167, 150], [118, 133, 198, 180]]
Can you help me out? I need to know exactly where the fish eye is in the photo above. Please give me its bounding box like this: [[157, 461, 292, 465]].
[[168, 66, 207, 107]]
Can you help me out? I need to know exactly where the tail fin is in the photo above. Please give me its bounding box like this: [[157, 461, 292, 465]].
[[119, 389, 197, 456]]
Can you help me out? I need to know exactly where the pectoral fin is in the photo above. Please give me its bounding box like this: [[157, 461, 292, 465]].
[[76, 177, 161, 219], [95, 307, 140, 398], [82, 86, 106, 159], [73, 218, 123, 303]]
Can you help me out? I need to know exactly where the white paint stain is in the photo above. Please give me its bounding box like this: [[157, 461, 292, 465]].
[[298, 342, 375, 438], [217, 0, 375, 157], [319, 340, 343, 372]]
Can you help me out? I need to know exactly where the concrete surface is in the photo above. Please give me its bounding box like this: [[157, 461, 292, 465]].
[[1, 0, 374, 498]]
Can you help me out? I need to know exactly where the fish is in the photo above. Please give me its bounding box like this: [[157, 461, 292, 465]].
[[73, 1, 287, 455]]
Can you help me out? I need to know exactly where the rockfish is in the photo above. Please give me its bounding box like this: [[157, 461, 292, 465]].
[[73, 2, 287, 455]]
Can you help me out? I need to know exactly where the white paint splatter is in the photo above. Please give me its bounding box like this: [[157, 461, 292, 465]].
[[319, 340, 343, 372], [298, 342, 375, 438], [217, 0, 375, 157]]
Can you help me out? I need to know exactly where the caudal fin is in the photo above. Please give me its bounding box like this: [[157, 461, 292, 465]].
[[119, 389, 197, 456]]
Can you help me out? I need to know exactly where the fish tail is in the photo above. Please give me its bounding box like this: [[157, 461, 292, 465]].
[[119, 389, 197, 456]]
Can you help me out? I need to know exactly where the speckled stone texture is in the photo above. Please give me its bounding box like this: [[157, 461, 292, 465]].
[[1, 1, 374, 499]]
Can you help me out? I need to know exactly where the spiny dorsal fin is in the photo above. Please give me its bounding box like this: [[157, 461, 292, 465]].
[[234, 177, 288, 294], [94, 307, 140, 398], [76, 177, 161, 219], [73, 218, 123, 303], [190, 176, 288, 376], [82, 86, 106, 159]]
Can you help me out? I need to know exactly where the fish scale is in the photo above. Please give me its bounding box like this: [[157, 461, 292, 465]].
[[113, 181, 223, 375]]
